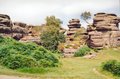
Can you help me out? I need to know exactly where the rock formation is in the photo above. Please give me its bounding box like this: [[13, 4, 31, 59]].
[[67, 19, 81, 41], [12, 22, 29, 40], [63, 19, 87, 57], [0, 14, 40, 44], [0, 14, 29, 40], [87, 13, 120, 49], [19, 25, 41, 44], [0, 14, 13, 36]]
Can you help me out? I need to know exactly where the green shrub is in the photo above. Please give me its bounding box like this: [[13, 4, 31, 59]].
[[0, 37, 60, 69], [74, 45, 91, 57], [40, 25, 65, 51], [102, 60, 120, 76], [32, 51, 59, 67], [2, 54, 37, 69]]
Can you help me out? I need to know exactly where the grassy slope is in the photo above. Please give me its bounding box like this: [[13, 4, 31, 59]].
[[0, 48, 120, 79]]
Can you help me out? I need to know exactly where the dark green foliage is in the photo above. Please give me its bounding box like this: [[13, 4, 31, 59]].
[[2, 54, 37, 69], [0, 37, 59, 69], [40, 16, 65, 51], [41, 26, 65, 51], [74, 45, 91, 57], [102, 60, 120, 76]]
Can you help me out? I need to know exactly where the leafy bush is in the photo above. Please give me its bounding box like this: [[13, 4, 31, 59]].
[[40, 26, 65, 51], [74, 45, 91, 57], [102, 60, 120, 76], [2, 54, 37, 69], [0, 37, 60, 69]]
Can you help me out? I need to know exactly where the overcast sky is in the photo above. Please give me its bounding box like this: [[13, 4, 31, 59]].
[[0, 0, 120, 28]]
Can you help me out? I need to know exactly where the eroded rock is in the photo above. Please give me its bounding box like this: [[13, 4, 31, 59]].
[[87, 13, 120, 49]]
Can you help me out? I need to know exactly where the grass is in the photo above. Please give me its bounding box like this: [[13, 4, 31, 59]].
[[0, 48, 120, 79]]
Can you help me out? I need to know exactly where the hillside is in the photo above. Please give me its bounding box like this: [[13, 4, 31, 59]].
[[0, 48, 120, 79]]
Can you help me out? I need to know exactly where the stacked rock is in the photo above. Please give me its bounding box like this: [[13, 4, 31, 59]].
[[63, 19, 81, 57], [67, 19, 81, 41], [87, 13, 120, 49], [93, 13, 119, 31], [0, 14, 13, 36]]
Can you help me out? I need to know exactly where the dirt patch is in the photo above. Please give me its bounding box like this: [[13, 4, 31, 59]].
[[0, 75, 31, 79]]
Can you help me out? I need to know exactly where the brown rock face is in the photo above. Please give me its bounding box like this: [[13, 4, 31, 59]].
[[19, 25, 41, 44], [12, 22, 29, 40], [0, 14, 12, 36], [87, 13, 120, 49], [0, 14, 29, 39], [67, 19, 81, 40], [0, 14, 40, 44]]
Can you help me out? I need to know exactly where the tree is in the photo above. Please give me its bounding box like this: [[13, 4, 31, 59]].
[[46, 16, 62, 28], [40, 16, 65, 51], [81, 11, 91, 24]]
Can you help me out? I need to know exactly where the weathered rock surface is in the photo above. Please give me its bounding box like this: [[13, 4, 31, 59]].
[[87, 13, 120, 49], [63, 19, 86, 57], [0, 14, 40, 44], [0, 14, 12, 36], [12, 22, 29, 40], [67, 19, 81, 41]]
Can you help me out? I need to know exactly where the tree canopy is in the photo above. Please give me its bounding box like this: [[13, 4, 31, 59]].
[[46, 16, 62, 28], [40, 16, 65, 51], [81, 11, 91, 24]]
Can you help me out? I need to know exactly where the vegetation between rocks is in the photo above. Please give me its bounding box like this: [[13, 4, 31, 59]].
[[74, 45, 91, 57]]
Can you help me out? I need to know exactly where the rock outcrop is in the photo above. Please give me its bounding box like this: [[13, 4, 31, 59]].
[[0, 14, 13, 36], [66, 19, 81, 41], [12, 22, 29, 40], [87, 13, 120, 49], [0, 14, 40, 44], [0, 14, 29, 40], [63, 19, 87, 57], [19, 25, 41, 44]]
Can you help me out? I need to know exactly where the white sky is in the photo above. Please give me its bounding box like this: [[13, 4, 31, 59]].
[[0, 0, 120, 28]]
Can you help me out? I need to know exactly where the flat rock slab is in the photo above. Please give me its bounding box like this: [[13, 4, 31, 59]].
[[0, 75, 31, 79]]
